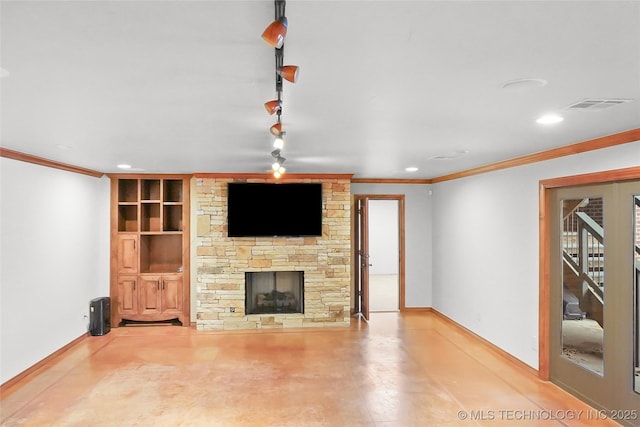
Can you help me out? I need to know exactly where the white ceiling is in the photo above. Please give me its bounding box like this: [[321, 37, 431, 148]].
[[1, 0, 639, 179]]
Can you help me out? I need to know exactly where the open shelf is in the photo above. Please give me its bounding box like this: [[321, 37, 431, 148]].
[[163, 205, 183, 231], [164, 180, 183, 202], [118, 180, 138, 202], [141, 179, 161, 201], [140, 234, 182, 273], [141, 203, 161, 232], [118, 205, 138, 232]]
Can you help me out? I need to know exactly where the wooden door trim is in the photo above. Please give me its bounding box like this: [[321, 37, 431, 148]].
[[352, 197, 361, 315], [181, 178, 191, 326], [538, 166, 640, 380], [353, 194, 406, 312]]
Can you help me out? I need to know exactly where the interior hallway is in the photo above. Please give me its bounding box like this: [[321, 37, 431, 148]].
[[369, 274, 400, 312], [1, 312, 619, 426]]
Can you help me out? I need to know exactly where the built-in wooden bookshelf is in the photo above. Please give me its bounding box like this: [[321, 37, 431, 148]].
[[110, 175, 190, 326]]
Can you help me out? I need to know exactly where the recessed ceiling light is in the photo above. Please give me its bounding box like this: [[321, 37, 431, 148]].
[[117, 164, 132, 169], [536, 114, 564, 125], [405, 167, 419, 172]]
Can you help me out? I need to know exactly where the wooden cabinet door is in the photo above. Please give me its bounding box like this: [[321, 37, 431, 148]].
[[117, 275, 138, 315], [161, 275, 183, 314], [139, 275, 162, 315], [117, 235, 138, 274]]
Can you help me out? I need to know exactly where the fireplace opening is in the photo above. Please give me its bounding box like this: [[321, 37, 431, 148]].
[[245, 271, 304, 315]]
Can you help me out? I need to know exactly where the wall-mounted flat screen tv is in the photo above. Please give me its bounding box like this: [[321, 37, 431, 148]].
[[227, 183, 323, 237]]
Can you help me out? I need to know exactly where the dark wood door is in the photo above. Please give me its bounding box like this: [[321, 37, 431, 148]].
[[357, 197, 370, 321]]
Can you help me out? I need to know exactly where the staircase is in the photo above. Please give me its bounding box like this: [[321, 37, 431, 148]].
[[562, 199, 604, 327], [562, 196, 640, 328]]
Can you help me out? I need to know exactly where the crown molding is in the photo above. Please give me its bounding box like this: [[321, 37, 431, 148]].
[[0, 148, 104, 178]]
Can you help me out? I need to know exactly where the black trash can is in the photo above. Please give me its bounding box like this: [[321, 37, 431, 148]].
[[89, 297, 111, 336]]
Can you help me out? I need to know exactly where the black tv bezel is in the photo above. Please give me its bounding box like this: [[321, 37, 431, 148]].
[[227, 182, 323, 238]]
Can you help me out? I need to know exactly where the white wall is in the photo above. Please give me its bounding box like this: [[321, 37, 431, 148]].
[[368, 200, 399, 275], [431, 140, 640, 370], [351, 184, 432, 307], [0, 158, 111, 383]]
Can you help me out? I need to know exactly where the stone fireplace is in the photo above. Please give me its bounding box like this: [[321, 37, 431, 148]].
[[194, 175, 351, 330], [245, 271, 303, 315]]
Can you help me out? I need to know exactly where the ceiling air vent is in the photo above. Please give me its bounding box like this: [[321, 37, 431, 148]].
[[429, 150, 469, 160], [567, 99, 633, 111]]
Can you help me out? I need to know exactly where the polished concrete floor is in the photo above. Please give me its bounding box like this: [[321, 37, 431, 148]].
[[1, 312, 620, 426]]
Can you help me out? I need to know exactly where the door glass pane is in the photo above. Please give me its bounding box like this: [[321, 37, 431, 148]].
[[634, 195, 640, 393], [561, 197, 604, 375]]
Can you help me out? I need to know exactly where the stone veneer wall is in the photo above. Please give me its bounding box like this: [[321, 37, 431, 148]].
[[195, 176, 351, 330]]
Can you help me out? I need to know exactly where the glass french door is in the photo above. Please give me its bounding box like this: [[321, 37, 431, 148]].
[[549, 181, 640, 422]]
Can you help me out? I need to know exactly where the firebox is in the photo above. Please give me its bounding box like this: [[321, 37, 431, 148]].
[[245, 271, 304, 315]]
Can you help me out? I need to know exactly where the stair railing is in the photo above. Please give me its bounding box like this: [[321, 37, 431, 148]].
[[562, 210, 604, 304]]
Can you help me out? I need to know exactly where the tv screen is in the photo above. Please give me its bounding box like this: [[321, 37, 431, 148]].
[[227, 183, 323, 237]]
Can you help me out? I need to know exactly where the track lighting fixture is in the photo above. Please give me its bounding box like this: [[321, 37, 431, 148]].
[[262, 0, 297, 178]]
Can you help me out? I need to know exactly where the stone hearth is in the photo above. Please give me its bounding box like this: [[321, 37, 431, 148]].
[[194, 176, 351, 330]]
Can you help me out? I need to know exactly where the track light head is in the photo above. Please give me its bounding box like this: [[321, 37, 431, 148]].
[[271, 154, 286, 171], [273, 133, 285, 150], [264, 100, 282, 115], [278, 65, 299, 83], [270, 122, 283, 136], [261, 16, 288, 49]]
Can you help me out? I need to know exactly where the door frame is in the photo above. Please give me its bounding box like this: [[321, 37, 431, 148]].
[[539, 166, 640, 380], [353, 194, 406, 315]]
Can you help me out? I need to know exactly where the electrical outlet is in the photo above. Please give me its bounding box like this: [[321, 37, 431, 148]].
[[230, 307, 235, 313]]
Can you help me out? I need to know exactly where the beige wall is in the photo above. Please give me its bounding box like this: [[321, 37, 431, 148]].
[[194, 176, 351, 329]]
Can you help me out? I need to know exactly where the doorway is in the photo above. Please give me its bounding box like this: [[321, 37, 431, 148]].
[[542, 171, 640, 422], [354, 195, 405, 321]]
